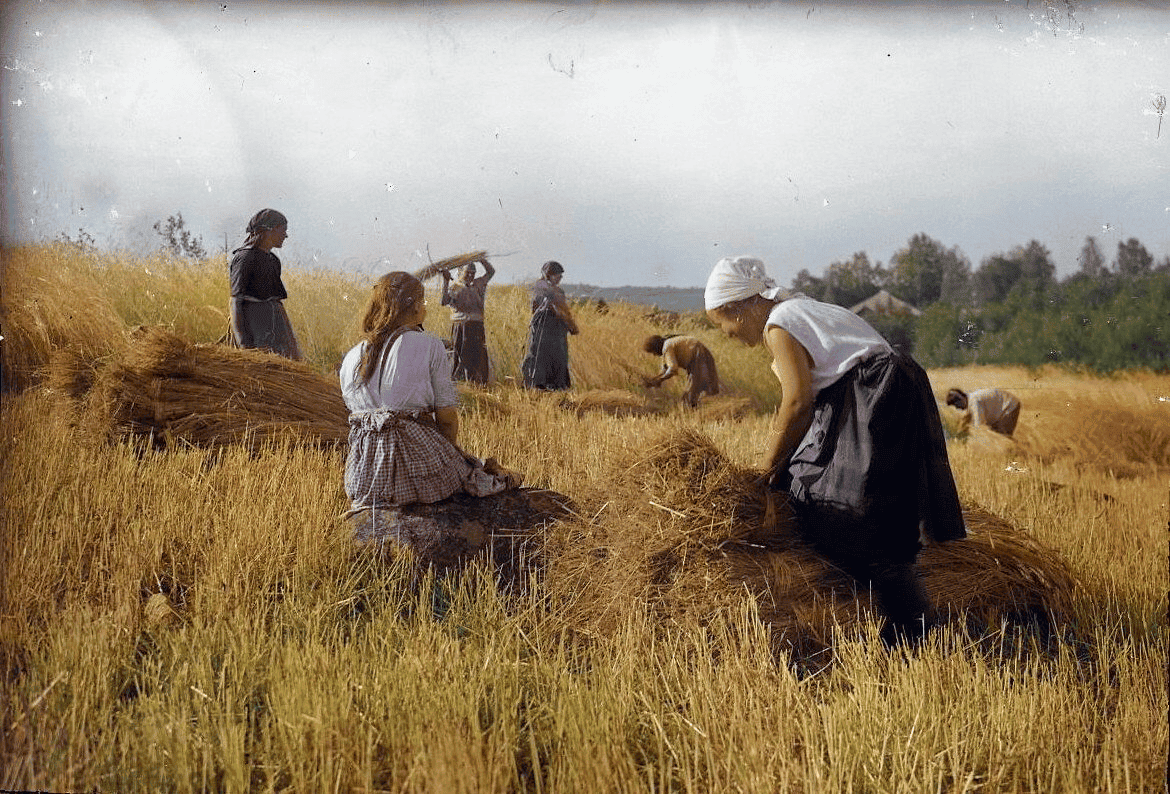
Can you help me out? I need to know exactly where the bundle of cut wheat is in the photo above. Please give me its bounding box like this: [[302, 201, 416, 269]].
[[412, 250, 489, 283], [559, 388, 657, 418], [76, 326, 349, 449], [543, 428, 1085, 665], [45, 345, 104, 401]]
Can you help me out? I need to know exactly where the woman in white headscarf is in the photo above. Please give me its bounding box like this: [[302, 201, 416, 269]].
[[705, 255, 965, 645]]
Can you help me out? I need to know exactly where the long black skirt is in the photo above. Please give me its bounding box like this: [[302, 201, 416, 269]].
[[521, 311, 571, 390], [451, 320, 490, 384], [229, 299, 302, 361], [776, 351, 965, 566]]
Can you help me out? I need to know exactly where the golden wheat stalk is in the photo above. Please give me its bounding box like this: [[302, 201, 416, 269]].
[[412, 250, 489, 283]]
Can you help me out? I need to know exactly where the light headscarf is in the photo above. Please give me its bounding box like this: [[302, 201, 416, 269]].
[[703, 256, 795, 311]]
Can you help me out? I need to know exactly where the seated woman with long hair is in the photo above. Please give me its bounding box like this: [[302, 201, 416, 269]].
[[339, 272, 519, 551]]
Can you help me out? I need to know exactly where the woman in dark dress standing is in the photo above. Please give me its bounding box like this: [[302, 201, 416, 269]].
[[229, 208, 302, 360], [521, 260, 578, 390]]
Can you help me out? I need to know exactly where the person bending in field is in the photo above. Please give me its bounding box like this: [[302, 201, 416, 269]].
[[705, 255, 966, 645], [945, 387, 1021, 437], [339, 271, 521, 541], [641, 334, 720, 408]]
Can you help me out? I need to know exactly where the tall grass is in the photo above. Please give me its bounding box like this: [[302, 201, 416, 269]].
[[2, 245, 1167, 792]]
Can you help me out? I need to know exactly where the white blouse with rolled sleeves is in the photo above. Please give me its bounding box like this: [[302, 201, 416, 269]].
[[766, 298, 892, 393], [339, 331, 458, 414]]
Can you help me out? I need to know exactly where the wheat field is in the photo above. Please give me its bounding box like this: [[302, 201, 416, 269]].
[[1, 245, 1167, 792]]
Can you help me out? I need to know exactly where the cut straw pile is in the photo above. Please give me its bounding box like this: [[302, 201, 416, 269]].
[[55, 326, 350, 450], [542, 428, 1085, 663], [559, 388, 658, 417], [412, 250, 489, 283]]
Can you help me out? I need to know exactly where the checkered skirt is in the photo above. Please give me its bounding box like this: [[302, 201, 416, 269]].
[[345, 410, 474, 508]]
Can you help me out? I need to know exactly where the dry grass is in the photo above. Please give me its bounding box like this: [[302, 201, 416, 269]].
[[933, 364, 1170, 477], [541, 429, 1084, 667], [1, 245, 126, 391], [2, 246, 1167, 792]]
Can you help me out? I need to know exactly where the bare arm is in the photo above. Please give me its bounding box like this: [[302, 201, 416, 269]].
[[434, 406, 459, 446], [762, 326, 815, 477], [478, 258, 495, 283], [645, 348, 680, 387], [440, 270, 454, 306]]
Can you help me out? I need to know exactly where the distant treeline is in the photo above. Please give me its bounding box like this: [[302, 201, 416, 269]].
[[787, 234, 1169, 372], [576, 234, 1170, 372]]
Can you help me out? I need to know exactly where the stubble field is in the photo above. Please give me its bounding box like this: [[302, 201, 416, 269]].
[[1, 246, 1167, 792]]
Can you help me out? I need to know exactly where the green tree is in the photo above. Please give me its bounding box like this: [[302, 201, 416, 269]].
[[820, 251, 887, 308], [912, 302, 980, 368], [790, 268, 826, 301], [888, 233, 969, 308], [972, 253, 1021, 305], [1076, 235, 1106, 279], [1005, 240, 1057, 311], [1114, 238, 1153, 278]]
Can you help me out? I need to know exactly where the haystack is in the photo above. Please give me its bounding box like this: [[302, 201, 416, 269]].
[[71, 326, 349, 449], [543, 429, 1085, 664]]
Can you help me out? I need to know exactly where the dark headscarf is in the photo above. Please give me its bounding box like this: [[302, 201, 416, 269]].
[[541, 260, 564, 279], [243, 208, 288, 248], [945, 388, 969, 410]]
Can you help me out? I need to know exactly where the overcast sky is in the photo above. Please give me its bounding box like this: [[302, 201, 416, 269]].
[[2, 1, 1168, 288]]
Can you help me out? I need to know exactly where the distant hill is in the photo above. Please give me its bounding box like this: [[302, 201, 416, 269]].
[[562, 284, 706, 313]]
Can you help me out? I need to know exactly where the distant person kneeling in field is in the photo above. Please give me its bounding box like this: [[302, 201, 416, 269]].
[[228, 208, 302, 360], [340, 272, 521, 557], [945, 387, 1021, 437], [641, 334, 720, 408], [705, 255, 966, 645]]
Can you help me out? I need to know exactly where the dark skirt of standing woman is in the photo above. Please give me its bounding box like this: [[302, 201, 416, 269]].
[[522, 310, 571, 390], [451, 320, 490, 383]]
